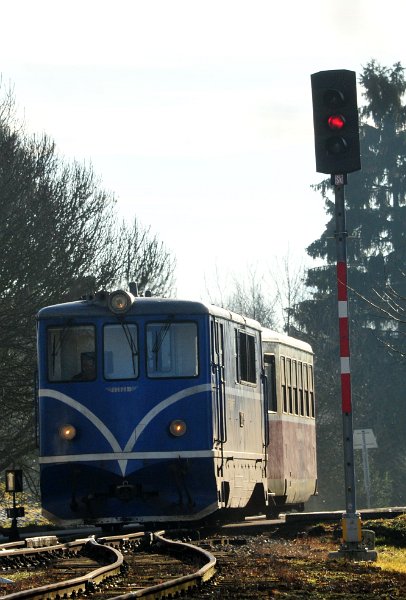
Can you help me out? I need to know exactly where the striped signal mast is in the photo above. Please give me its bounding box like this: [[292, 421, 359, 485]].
[[311, 70, 377, 560], [330, 173, 372, 559]]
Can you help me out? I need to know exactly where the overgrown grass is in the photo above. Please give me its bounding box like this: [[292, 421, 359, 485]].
[[364, 514, 406, 547], [327, 514, 406, 575], [377, 546, 406, 573]]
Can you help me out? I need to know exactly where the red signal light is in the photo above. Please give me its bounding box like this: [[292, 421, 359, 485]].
[[328, 114, 346, 130]]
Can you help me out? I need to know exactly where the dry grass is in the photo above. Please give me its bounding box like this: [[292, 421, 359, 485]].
[[377, 546, 406, 573]]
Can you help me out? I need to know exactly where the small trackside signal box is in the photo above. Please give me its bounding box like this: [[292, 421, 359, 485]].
[[311, 69, 361, 174], [5, 469, 23, 493], [6, 507, 25, 518]]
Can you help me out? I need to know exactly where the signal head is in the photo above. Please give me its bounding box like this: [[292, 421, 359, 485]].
[[311, 69, 361, 175]]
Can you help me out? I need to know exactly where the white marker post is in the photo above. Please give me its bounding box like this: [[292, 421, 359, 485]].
[[353, 429, 378, 509]]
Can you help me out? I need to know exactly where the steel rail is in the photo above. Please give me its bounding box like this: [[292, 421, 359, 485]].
[[0, 530, 216, 599], [108, 531, 217, 599], [1, 538, 123, 600]]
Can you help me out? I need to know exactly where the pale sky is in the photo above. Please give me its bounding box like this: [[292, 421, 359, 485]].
[[0, 0, 403, 300]]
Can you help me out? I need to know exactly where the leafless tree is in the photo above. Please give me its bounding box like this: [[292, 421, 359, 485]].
[[269, 254, 310, 335], [206, 257, 309, 332], [119, 218, 176, 296], [226, 268, 277, 328], [206, 264, 277, 329], [0, 82, 176, 473], [350, 275, 406, 358]]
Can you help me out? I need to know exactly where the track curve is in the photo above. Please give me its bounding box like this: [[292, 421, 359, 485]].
[[0, 531, 217, 600]]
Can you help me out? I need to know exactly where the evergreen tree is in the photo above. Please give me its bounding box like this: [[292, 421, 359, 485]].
[[293, 61, 406, 509]]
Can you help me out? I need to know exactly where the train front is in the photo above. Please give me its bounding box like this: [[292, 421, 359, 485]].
[[37, 291, 217, 527]]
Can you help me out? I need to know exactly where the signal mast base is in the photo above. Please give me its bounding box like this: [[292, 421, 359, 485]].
[[328, 545, 378, 562], [328, 513, 378, 561]]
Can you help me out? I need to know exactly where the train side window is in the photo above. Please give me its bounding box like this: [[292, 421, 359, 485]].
[[147, 322, 198, 378], [47, 325, 96, 382], [235, 330, 256, 385], [292, 360, 298, 414], [309, 364, 315, 418], [219, 324, 225, 369], [280, 356, 287, 412], [264, 354, 277, 412], [286, 358, 292, 413], [303, 363, 309, 416], [298, 361, 304, 415], [104, 324, 138, 380]]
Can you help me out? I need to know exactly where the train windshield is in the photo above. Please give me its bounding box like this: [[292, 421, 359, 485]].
[[146, 321, 198, 378], [103, 324, 138, 379], [47, 325, 96, 382]]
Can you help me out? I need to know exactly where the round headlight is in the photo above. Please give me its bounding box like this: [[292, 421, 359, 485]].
[[59, 424, 77, 440], [169, 420, 187, 437], [108, 290, 134, 314]]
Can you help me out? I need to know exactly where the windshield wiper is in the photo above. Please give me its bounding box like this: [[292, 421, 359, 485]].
[[51, 319, 73, 375], [120, 322, 138, 374], [152, 317, 174, 370]]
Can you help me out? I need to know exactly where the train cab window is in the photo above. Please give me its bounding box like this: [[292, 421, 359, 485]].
[[47, 325, 96, 382], [235, 330, 256, 385], [146, 322, 198, 378], [104, 324, 138, 380]]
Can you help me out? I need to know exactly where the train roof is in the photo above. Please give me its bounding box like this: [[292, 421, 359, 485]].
[[37, 296, 262, 330], [261, 327, 313, 354]]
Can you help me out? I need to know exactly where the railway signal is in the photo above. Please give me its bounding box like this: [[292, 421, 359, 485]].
[[311, 69, 361, 174], [5, 469, 24, 541], [311, 70, 376, 561]]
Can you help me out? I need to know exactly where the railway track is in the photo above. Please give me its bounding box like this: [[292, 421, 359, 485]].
[[0, 531, 216, 599], [2, 510, 405, 598]]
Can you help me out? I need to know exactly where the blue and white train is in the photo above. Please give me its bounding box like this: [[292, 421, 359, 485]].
[[36, 289, 317, 527]]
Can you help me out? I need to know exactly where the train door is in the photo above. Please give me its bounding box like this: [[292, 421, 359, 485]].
[[263, 353, 276, 457], [264, 354, 277, 414], [211, 319, 226, 458]]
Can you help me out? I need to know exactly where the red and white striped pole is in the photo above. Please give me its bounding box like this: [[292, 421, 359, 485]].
[[333, 174, 361, 547], [337, 258, 351, 413]]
